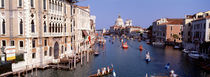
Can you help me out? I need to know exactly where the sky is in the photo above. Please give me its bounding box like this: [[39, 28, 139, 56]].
[[77, 0, 210, 29]]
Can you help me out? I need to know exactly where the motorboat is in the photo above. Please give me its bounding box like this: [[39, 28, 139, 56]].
[[200, 54, 209, 59], [182, 49, 190, 54], [174, 45, 180, 49], [188, 51, 200, 59]]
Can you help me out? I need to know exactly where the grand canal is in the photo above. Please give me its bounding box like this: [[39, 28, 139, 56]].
[[35, 36, 209, 77]]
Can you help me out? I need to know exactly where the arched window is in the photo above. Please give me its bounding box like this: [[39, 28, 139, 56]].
[[43, 0, 46, 10], [19, 0, 22, 7], [65, 37, 67, 43], [49, 23, 51, 33], [55, 24, 57, 32], [49, 47, 52, 56], [64, 24, 66, 32], [52, 1, 54, 10], [20, 19, 23, 34], [2, 19, 5, 34], [44, 21, 47, 32], [31, 20, 35, 33], [52, 23, 54, 32], [58, 24, 60, 32], [61, 25, 63, 32], [1, 0, 4, 8], [61, 46, 63, 53], [31, 0, 34, 8], [70, 24, 72, 32]]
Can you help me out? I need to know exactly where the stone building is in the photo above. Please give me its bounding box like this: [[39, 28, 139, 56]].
[[125, 19, 132, 26], [115, 15, 124, 27], [182, 11, 210, 50], [73, 5, 96, 54], [110, 15, 133, 34], [0, 0, 96, 72], [152, 18, 184, 43]]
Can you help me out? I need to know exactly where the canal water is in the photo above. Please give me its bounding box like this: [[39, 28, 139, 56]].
[[35, 36, 209, 77]]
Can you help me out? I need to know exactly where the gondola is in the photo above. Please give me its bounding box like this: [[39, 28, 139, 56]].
[[89, 68, 114, 77]]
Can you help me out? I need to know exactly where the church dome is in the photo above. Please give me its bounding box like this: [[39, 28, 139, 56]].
[[115, 15, 124, 26]]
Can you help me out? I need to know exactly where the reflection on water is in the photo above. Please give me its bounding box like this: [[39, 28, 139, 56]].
[[35, 36, 210, 77]]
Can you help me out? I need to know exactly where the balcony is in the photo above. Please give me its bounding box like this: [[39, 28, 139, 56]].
[[44, 32, 69, 37]]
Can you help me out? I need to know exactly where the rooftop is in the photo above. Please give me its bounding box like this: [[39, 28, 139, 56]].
[[192, 15, 210, 22], [158, 18, 184, 25]]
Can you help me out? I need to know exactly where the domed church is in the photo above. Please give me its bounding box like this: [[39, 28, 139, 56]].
[[115, 14, 124, 27]]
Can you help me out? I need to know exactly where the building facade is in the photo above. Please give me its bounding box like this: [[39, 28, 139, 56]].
[[191, 16, 210, 43], [125, 19, 132, 26], [110, 15, 134, 34], [73, 5, 96, 54], [115, 15, 124, 27], [182, 11, 210, 50], [0, 0, 96, 72], [152, 18, 184, 43]]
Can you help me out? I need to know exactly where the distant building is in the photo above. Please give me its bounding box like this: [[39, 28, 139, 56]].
[[124, 26, 143, 37], [125, 19, 132, 26], [110, 26, 124, 34], [152, 18, 184, 43], [125, 26, 143, 34], [115, 15, 124, 27], [102, 28, 106, 34], [110, 15, 134, 34]]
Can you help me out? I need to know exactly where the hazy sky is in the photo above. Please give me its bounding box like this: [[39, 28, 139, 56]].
[[77, 0, 210, 29]]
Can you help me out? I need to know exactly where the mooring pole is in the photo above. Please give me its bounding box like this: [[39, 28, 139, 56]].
[[25, 65, 28, 77], [35, 65, 38, 77], [87, 51, 89, 63], [81, 51, 83, 65], [74, 55, 76, 69], [31, 65, 34, 76], [18, 72, 20, 77]]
